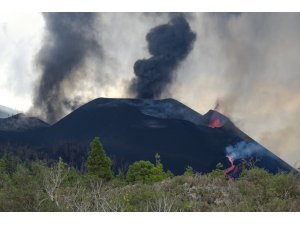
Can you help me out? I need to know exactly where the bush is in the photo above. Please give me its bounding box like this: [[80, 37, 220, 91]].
[[126, 160, 156, 183], [1, 150, 300, 212], [126, 154, 172, 184], [209, 162, 225, 178], [184, 166, 194, 176]]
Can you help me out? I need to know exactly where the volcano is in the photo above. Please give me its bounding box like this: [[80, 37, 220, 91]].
[[0, 113, 49, 132], [0, 98, 296, 175], [0, 105, 19, 118]]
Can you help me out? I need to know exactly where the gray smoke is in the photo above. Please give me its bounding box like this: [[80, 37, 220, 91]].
[[226, 141, 265, 161], [130, 14, 196, 99], [170, 13, 300, 166], [33, 13, 101, 123]]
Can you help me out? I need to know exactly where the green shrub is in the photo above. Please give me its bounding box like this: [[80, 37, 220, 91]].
[[184, 165, 194, 176], [126, 154, 172, 184], [1, 150, 300, 212], [126, 160, 156, 183], [209, 162, 225, 178]]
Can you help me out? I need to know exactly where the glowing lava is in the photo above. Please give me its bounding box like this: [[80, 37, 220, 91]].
[[208, 112, 222, 128], [224, 155, 235, 177]]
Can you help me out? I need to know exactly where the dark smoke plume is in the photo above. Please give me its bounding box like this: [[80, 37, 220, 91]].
[[33, 13, 101, 123], [130, 15, 196, 99]]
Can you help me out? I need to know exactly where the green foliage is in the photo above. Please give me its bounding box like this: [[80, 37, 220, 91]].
[[166, 170, 174, 178], [0, 149, 300, 212], [155, 153, 161, 165], [232, 168, 300, 211], [184, 165, 194, 176], [126, 154, 172, 184], [0, 154, 20, 175], [86, 137, 113, 181], [112, 169, 127, 186], [59, 160, 81, 186], [272, 172, 299, 198], [216, 162, 223, 169], [210, 162, 225, 178], [0, 158, 5, 173], [0, 159, 50, 211], [116, 169, 125, 180], [126, 160, 156, 183]]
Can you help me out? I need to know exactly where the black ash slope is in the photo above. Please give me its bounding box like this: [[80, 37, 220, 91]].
[[0, 98, 296, 175]]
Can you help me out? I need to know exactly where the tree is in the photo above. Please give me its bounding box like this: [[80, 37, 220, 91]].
[[86, 137, 113, 181], [126, 154, 173, 183], [210, 162, 225, 178], [126, 160, 156, 183], [184, 165, 194, 176], [152, 153, 173, 181]]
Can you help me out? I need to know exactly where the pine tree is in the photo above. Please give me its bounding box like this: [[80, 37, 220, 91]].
[[86, 137, 113, 181]]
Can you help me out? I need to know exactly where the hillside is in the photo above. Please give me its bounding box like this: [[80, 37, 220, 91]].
[[0, 98, 296, 175]]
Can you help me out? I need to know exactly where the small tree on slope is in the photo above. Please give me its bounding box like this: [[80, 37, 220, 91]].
[[86, 137, 113, 181]]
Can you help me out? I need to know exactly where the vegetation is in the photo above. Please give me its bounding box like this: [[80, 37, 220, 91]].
[[0, 138, 299, 212], [183, 165, 194, 176], [86, 137, 113, 181], [126, 154, 172, 183]]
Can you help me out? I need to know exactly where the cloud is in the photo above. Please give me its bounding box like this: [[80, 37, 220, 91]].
[[0, 13, 44, 111]]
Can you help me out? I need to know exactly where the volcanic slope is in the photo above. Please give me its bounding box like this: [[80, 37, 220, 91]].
[[0, 105, 19, 118], [0, 98, 296, 175], [44, 98, 295, 174]]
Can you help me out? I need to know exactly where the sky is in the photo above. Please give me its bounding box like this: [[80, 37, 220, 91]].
[[0, 12, 44, 111], [0, 12, 300, 167]]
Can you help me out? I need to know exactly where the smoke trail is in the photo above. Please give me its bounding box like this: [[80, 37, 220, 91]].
[[130, 14, 196, 99], [225, 141, 265, 161], [33, 13, 101, 123]]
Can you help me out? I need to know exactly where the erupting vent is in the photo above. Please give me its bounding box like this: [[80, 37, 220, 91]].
[[209, 112, 222, 128], [208, 111, 227, 128]]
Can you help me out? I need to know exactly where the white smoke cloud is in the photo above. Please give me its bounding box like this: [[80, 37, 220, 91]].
[[226, 141, 265, 160], [0, 13, 44, 111]]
